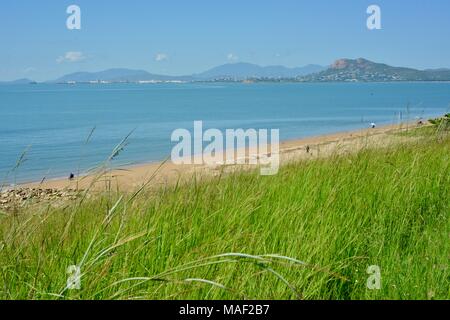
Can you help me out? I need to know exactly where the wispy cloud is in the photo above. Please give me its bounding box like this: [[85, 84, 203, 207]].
[[23, 67, 36, 73], [155, 53, 169, 62], [227, 53, 239, 62], [56, 51, 86, 63]]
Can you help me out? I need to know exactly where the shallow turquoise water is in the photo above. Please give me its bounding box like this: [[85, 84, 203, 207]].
[[0, 82, 448, 183]]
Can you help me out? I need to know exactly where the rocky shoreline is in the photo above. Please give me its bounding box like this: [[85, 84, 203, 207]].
[[0, 188, 82, 212]]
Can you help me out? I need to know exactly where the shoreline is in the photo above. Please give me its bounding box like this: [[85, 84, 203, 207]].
[[18, 121, 421, 192], [12, 80, 450, 85]]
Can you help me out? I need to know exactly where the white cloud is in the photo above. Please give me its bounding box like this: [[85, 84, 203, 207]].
[[57, 51, 86, 63], [227, 53, 239, 62], [155, 53, 169, 62]]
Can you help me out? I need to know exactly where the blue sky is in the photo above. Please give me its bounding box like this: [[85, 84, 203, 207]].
[[1, 0, 450, 81]]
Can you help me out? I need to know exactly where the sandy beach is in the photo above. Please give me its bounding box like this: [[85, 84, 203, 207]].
[[20, 122, 421, 192]]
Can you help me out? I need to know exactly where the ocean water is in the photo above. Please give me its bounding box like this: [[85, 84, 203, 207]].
[[0, 82, 449, 184]]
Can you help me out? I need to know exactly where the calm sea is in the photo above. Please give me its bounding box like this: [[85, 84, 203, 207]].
[[0, 82, 449, 184]]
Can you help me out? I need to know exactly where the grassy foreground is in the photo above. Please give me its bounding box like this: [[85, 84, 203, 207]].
[[0, 129, 449, 300]]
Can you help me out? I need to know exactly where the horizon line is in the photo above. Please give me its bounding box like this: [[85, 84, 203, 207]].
[[2, 58, 450, 83]]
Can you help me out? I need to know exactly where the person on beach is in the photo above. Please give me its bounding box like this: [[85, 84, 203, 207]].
[[371, 123, 376, 129], [306, 145, 310, 154], [69, 173, 75, 180]]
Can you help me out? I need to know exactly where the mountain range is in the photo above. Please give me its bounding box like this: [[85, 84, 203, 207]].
[[1, 59, 450, 84], [51, 63, 326, 83], [191, 63, 325, 80]]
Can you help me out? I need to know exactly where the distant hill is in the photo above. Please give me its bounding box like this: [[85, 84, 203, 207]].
[[52, 68, 192, 83], [194, 62, 326, 80], [0, 78, 34, 85], [298, 58, 450, 82]]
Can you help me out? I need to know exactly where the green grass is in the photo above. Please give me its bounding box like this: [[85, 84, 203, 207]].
[[0, 131, 449, 300]]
